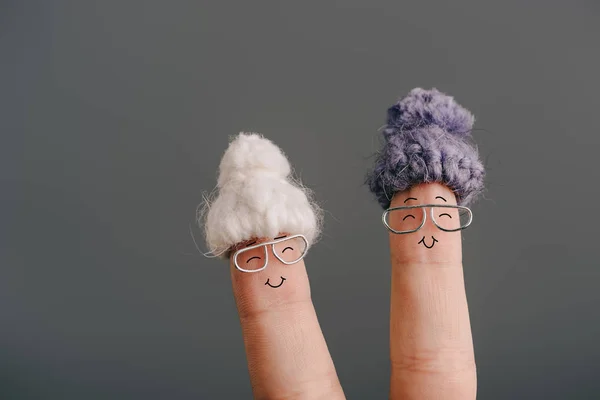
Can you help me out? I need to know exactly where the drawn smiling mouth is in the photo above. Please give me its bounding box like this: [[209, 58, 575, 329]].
[[265, 276, 286, 288], [418, 236, 438, 249]]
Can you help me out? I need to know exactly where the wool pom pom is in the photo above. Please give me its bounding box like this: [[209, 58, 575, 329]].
[[201, 132, 322, 257], [386, 88, 475, 135], [216, 132, 291, 188]]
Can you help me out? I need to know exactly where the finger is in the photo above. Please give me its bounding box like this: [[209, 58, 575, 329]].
[[367, 88, 483, 399], [231, 236, 345, 400], [203, 132, 344, 399], [388, 183, 476, 400]]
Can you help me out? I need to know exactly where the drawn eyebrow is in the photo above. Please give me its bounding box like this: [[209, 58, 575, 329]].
[[403, 197, 418, 203], [274, 235, 287, 240], [245, 241, 257, 247], [435, 196, 447, 202]]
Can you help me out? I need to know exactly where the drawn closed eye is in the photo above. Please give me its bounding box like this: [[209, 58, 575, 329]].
[[246, 256, 261, 263], [403, 214, 416, 221], [439, 213, 452, 218], [282, 246, 293, 253]]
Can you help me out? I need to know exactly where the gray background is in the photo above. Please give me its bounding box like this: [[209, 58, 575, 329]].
[[1, 1, 599, 399]]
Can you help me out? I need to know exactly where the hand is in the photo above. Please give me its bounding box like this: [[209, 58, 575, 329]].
[[229, 182, 476, 400], [206, 130, 476, 398]]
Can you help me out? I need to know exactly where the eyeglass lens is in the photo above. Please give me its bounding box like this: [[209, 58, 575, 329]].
[[236, 245, 268, 272], [272, 236, 307, 264]]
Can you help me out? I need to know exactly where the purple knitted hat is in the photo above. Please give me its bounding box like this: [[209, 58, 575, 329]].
[[367, 88, 485, 209]]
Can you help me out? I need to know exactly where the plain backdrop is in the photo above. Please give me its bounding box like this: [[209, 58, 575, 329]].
[[2, 1, 599, 399]]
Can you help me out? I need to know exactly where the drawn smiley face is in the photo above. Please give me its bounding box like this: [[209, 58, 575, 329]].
[[233, 234, 307, 288], [401, 195, 453, 249], [386, 181, 471, 255], [385, 183, 467, 264]]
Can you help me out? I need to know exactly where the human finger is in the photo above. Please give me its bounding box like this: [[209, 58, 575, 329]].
[[367, 88, 483, 399], [202, 133, 345, 400]]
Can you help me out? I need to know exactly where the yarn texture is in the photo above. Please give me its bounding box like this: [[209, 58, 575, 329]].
[[202, 133, 322, 257], [367, 88, 485, 209]]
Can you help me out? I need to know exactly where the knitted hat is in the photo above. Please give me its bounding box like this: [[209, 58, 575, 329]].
[[202, 132, 322, 257], [367, 88, 485, 209]]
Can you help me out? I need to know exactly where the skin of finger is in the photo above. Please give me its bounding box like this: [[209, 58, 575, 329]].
[[230, 238, 345, 400], [388, 183, 477, 400]]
